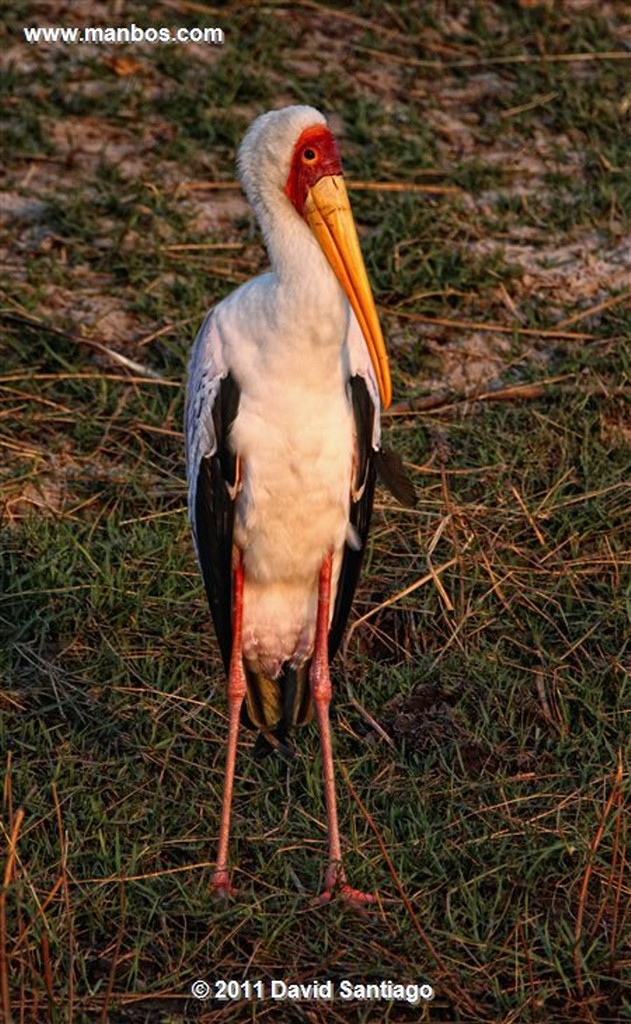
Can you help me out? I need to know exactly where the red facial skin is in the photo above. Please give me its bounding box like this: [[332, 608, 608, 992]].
[[284, 125, 343, 217]]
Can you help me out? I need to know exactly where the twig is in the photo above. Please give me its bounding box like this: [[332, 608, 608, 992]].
[[349, 181, 461, 195], [179, 178, 459, 194], [355, 43, 631, 70], [427, 515, 455, 611], [341, 671, 396, 749], [555, 288, 631, 329], [500, 91, 558, 119], [385, 307, 593, 340], [573, 753, 625, 994], [343, 557, 459, 654], [285, 0, 413, 43], [0, 371, 178, 387], [138, 318, 197, 347], [80, 860, 216, 885], [13, 877, 64, 952], [510, 485, 546, 546], [41, 931, 55, 1012], [52, 782, 74, 1018], [608, 777, 627, 974], [387, 376, 574, 416], [1, 807, 25, 1024], [101, 880, 126, 1024], [161, 242, 246, 251], [176, 180, 242, 192], [1, 312, 165, 381]]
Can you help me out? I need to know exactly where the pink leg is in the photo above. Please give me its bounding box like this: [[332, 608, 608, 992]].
[[211, 555, 246, 897], [310, 553, 375, 906]]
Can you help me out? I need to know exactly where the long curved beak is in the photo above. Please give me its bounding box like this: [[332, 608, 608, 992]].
[[303, 175, 392, 409]]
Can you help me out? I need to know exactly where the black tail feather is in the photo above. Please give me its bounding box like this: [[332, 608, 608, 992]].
[[253, 730, 296, 761], [242, 661, 313, 759]]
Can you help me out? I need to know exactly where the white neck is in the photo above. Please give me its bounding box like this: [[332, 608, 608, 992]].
[[258, 192, 348, 342]]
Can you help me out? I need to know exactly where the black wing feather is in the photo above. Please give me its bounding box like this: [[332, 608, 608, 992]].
[[328, 375, 377, 659], [194, 372, 240, 673], [374, 447, 417, 507]]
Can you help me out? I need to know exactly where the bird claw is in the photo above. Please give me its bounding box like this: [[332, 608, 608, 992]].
[[317, 865, 377, 910], [339, 883, 377, 906], [318, 883, 377, 910]]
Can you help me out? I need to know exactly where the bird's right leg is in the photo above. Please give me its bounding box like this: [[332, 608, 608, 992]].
[[310, 553, 376, 907], [211, 552, 246, 897]]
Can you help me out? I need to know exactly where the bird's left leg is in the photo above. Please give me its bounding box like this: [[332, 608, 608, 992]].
[[310, 552, 375, 906], [211, 552, 246, 897]]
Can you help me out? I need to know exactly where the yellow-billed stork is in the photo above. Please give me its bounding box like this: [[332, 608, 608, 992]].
[[185, 105, 412, 904]]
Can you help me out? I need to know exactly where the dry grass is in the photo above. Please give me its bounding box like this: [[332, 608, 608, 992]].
[[1, 1, 630, 1021]]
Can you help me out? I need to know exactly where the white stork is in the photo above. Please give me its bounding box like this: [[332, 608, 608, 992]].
[[185, 105, 412, 904]]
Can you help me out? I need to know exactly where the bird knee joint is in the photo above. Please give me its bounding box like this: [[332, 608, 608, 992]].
[[312, 680, 331, 705], [227, 658, 247, 701]]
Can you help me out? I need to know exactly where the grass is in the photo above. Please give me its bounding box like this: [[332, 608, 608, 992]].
[[1, 1, 630, 1022]]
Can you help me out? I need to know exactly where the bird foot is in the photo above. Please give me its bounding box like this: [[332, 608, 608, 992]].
[[210, 869, 236, 899], [318, 883, 377, 909], [317, 864, 376, 909]]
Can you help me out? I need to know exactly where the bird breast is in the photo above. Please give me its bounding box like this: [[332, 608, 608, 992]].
[[219, 281, 354, 675], [233, 375, 353, 581]]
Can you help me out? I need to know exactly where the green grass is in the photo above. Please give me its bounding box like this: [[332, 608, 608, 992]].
[[1, 2, 630, 1022]]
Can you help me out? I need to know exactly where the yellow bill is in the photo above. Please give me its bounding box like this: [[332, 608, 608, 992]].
[[303, 174, 392, 409]]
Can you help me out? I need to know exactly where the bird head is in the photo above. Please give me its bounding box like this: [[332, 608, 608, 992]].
[[237, 106, 392, 409]]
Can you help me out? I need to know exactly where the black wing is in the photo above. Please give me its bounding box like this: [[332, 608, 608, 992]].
[[327, 373, 417, 659], [192, 372, 240, 673], [328, 374, 377, 659]]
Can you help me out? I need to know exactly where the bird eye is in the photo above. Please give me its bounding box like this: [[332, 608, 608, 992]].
[[302, 147, 317, 162]]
